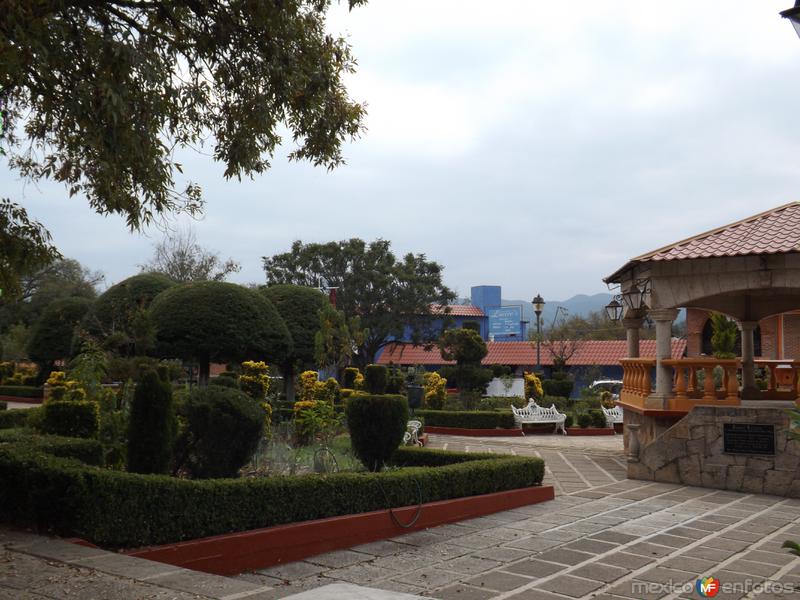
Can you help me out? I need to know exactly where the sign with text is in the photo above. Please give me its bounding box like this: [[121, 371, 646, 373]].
[[488, 306, 522, 337], [723, 423, 775, 455]]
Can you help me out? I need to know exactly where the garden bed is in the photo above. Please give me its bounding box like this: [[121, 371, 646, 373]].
[[0, 437, 545, 550], [124, 484, 553, 575]]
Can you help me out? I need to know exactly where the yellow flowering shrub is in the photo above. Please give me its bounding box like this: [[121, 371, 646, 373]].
[[298, 370, 319, 402], [353, 371, 364, 391], [46, 371, 86, 402], [240, 361, 272, 436], [523, 371, 544, 400], [423, 372, 447, 410]]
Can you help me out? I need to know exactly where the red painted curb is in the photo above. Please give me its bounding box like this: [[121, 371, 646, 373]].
[[565, 427, 616, 436], [124, 485, 555, 575], [0, 395, 42, 404], [424, 426, 524, 437]]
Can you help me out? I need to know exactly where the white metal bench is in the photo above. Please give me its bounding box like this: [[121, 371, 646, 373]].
[[404, 420, 423, 446], [512, 399, 567, 435], [602, 405, 623, 428]]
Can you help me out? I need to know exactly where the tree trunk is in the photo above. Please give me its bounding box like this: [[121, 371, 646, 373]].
[[198, 359, 210, 386]]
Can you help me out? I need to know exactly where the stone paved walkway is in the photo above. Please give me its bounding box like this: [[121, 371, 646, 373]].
[[236, 434, 800, 599]]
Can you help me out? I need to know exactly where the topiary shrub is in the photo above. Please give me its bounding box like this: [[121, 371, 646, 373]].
[[0, 410, 29, 429], [542, 379, 574, 398], [589, 409, 606, 429], [343, 367, 360, 389], [577, 413, 592, 429], [209, 376, 237, 388], [175, 386, 265, 479], [386, 367, 404, 394], [0, 401, 6, 411], [127, 370, 176, 474], [364, 364, 387, 394], [564, 414, 574, 428], [41, 401, 99, 438], [345, 394, 408, 471]]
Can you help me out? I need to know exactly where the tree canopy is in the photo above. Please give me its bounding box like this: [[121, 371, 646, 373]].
[[141, 227, 240, 282], [149, 281, 292, 383], [1, 0, 366, 292], [263, 239, 454, 366], [439, 328, 488, 366], [28, 296, 92, 373]]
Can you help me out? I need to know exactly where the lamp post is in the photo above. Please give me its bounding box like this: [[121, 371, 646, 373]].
[[781, 0, 800, 39], [532, 293, 545, 371]]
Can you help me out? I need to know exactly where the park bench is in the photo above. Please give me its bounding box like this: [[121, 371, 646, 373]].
[[602, 405, 623, 428], [403, 420, 423, 446], [512, 399, 567, 435]]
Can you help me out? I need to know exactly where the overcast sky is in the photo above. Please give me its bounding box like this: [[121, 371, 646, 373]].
[[5, 1, 800, 302]]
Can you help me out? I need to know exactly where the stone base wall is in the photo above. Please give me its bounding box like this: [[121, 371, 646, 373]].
[[621, 408, 682, 452], [628, 406, 800, 497]]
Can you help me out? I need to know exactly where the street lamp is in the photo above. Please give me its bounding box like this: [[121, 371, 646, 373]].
[[532, 293, 545, 371], [782, 1, 800, 39], [605, 297, 624, 322]]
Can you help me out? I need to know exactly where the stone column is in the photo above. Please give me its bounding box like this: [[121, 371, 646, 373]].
[[623, 317, 644, 358], [739, 320, 761, 400], [647, 308, 680, 409]]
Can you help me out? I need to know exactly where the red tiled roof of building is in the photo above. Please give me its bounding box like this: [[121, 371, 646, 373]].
[[640, 202, 800, 262], [377, 339, 686, 367], [429, 304, 486, 317]]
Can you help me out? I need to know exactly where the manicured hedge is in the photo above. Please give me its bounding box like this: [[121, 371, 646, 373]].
[[0, 401, 6, 411], [415, 409, 515, 429], [0, 430, 103, 466], [41, 401, 99, 439], [0, 440, 544, 548], [0, 386, 44, 399], [0, 410, 31, 429]]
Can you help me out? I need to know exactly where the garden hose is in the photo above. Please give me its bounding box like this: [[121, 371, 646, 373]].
[[377, 472, 424, 529]]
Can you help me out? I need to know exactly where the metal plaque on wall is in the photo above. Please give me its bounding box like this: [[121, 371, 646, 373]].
[[723, 423, 775, 456]]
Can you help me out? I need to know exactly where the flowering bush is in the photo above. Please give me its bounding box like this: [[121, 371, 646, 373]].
[[423, 372, 447, 410], [523, 371, 544, 400], [240, 361, 273, 437], [46, 371, 87, 402], [298, 370, 319, 402], [314, 377, 340, 404], [354, 371, 364, 390]]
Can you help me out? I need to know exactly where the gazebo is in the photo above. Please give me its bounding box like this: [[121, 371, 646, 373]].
[[604, 202, 800, 496]]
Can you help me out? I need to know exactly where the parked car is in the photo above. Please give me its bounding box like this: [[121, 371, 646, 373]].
[[588, 379, 623, 400]]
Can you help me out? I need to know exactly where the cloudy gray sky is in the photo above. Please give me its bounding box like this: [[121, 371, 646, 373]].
[[5, 1, 800, 302]]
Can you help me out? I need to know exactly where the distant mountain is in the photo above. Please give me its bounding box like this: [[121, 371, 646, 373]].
[[502, 293, 614, 329]]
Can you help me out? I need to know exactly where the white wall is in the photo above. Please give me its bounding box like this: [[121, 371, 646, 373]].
[[485, 377, 525, 397]]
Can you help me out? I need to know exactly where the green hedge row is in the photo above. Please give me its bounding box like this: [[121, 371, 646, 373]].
[[0, 410, 31, 430], [0, 430, 103, 466], [0, 386, 44, 398], [0, 441, 544, 548], [415, 409, 516, 429]]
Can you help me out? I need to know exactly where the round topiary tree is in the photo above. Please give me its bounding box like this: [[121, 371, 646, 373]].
[[127, 369, 176, 474], [176, 386, 265, 478], [345, 394, 408, 471], [149, 281, 292, 384], [28, 296, 92, 379], [87, 272, 175, 355], [260, 284, 327, 402]]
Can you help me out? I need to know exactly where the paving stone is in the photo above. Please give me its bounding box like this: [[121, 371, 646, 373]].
[[306, 549, 369, 568], [562, 538, 619, 555], [392, 566, 463, 590], [624, 541, 675, 558], [534, 574, 604, 597], [351, 540, 414, 557], [710, 537, 752, 552], [258, 561, 328, 580], [597, 551, 658, 570], [505, 536, 564, 552], [607, 579, 674, 600], [68, 554, 182, 580], [429, 583, 495, 600], [660, 555, 717, 573], [534, 547, 595, 566], [646, 533, 695, 548], [465, 570, 533, 592], [589, 531, 639, 545], [440, 556, 501, 575], [322, 563, 395, 585], [724, 559, 782, 577], [145, 570, 265, 598], [636, 567, 696, 584], [470, 546, 531, 563], [504, 558, 566, 578], [503, 589, 566, 600], [668, 526, 714, 540], [682, 545, 738, 562], [570, 561, 631, 583], [741, 550, 798, 566]]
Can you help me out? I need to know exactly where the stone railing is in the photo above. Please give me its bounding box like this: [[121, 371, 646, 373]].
[[754, 359, 800, 400], [620, 358, 656, 401], [661, 358, 739, 403]]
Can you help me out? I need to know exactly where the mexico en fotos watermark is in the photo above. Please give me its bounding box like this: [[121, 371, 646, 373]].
[[629, 576, 799, 597]]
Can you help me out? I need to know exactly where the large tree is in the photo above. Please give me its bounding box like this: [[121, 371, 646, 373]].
[[28, 296, 92, 378], [260, 284, 327, 402], [141, 227, 240, 282], [149, 281, 292, 384], [263, 239, 455, 367], [1, 1, 366, 293]]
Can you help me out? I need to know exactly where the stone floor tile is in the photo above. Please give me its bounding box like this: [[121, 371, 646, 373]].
[[535, 548, 595, 566], [257, 561, 328, 580], [588, 531, 639, 545], [503, 558, 566, 578], [471, 546, 531, 563], [668, 526, 714, 540], [441, 556, 501, 575], [505, 536, 564, 553], [562, 538, 618, 555], [636, 567, 696, 584], [724, 559, 782, 578], [322, 563, 395, 585], [646, 533, 695, 548], [145, 570, 264, 599], [624, 541, 675, 558], [392, 566, 463, 590], [306, 549, 370, 568], [570, 561, 630, 583], [534, 574, 604, 597], [682, 545, 738, 562], [504, 589, 566, 600], [465, 570, 533, 592], [597, 551, 658, 570], [351, 540, 415, 557], [660, 555, 717, 573], [429, 583, 495, 600], [742, 550, 798, 566]]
